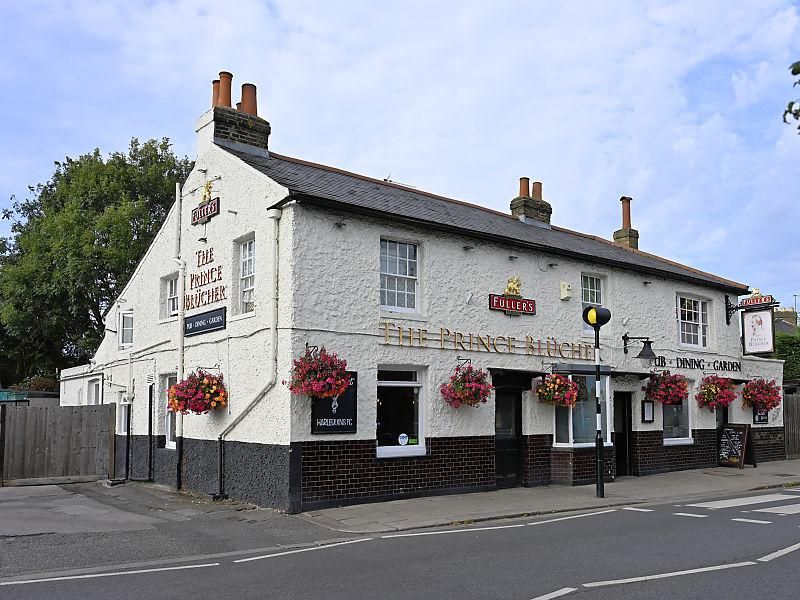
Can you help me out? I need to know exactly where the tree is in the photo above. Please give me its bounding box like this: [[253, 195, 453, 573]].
[[0, 138, 193, 385], [776, 331, 800, 381], [784, 61, 800, 133]]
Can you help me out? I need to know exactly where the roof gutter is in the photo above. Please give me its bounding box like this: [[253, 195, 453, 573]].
[[285, 193, 749, 295]]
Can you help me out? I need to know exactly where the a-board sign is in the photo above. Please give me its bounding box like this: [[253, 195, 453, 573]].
[[184, 307, 226, 337], [718, 424, 757, 469], [311, 372, 357, 434]]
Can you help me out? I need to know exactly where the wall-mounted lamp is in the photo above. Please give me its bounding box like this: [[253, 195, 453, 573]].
[[622, 333, 657, 367]]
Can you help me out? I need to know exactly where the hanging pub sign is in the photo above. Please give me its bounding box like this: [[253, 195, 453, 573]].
[[185, 306, 227, 337], [738, 294, 775, 308], [742, 308, 775, 355], [489, 276, 536, 316], [192, 181, 221, 226], [311, 372, 357, 434]]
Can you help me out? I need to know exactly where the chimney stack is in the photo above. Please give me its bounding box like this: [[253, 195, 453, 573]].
[[240, 83, 258, 116], [613, 196, 639, 249], [218, 71, 233, 108], [510, 178, 552, 225], [211, 79, 220, 107]]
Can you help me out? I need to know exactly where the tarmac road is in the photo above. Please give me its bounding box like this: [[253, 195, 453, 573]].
[[2, 488, 800, 600]]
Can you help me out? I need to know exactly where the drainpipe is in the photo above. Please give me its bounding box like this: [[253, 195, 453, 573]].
[[215, 207, 282, 500], [173, 182, 186, 490]]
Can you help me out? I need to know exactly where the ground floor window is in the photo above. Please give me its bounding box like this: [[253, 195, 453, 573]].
[[117, 391, 130, 435], [163, 374, 177, 449], [87, 378, 101, 405], [663, 401, 691, 442], [376, 369, 424, 458], [554, 375, 611, 446]]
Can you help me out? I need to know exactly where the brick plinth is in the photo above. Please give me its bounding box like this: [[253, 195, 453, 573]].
[[629, 429, 717, 475], [550, 446, 616, 485], [751, 427, 786, 462], [300, 436, 494, 509]]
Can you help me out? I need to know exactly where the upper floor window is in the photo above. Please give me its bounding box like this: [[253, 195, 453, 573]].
[[160, 275, 179, 319], [240, 239, 255, 313], [380, 240, 417, 312], [677, 295, 708, 347], [581, 274, 603, 331], [119, 311, 133, 347]]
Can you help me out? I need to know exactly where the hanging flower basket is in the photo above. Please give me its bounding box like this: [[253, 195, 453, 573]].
[[535, 374, 579, 408], [168, 370, 227, 415], [440, 364, 493, 408], [695, 375, 737, 411], [284, 346, 349, 398], [643, 371, 688, 405], [742, 378, 782, 411]]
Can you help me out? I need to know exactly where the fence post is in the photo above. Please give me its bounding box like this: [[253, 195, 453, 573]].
[[0, 405, 6, 486]]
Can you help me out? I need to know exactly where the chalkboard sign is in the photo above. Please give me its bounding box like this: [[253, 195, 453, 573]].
[[753, 406, 769, 425], [311, 372, 357, 434], [718, 424, 757, 469]]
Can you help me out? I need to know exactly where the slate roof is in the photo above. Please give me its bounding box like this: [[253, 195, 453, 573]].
[[221, 144, 749, 294]]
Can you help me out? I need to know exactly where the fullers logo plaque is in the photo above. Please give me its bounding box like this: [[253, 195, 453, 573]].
[[489, 276, 536, 316], [192, 180, 221, 226]]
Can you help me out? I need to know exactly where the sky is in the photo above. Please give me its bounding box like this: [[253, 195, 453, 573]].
[[1, 0, 799, 308]]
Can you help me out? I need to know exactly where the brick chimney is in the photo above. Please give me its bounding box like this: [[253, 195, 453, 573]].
[[613, 196, 639, 249], [510, 178, 552, 226], [196, 71, 271, 156]]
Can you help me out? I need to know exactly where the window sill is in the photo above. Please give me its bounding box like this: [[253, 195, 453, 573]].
[[553, 442, 613, 449], [376, 445, 426, 459], [380, 310, 428, 322], [118, 345, 133, 351], [157, 317, 178, 325], [164, 443, 176, 451], [229, 311, 257, 322], [663, 437, 694, 446], [676, 345, 712, 353]]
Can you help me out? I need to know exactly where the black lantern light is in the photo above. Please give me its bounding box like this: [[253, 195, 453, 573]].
[[622, 334, 657, 368]]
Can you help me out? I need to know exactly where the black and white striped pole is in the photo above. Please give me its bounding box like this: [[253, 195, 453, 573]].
[[582, 306, 612, 498]]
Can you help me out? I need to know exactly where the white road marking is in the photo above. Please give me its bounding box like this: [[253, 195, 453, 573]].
[[382, 524, 526, 538], [583, 561, 756, 587], [686, 493, 790, 509], [526, 509, 617, 526], [622, 507, 654, 512], [530, 587, 577, 600], [753, 502, 800, 515], [234, 538, 372, 563], [0, 563, 219, 586], [673, 512, 708, 518], [758, 542, 800, 562], [731, 518, 772, 524]]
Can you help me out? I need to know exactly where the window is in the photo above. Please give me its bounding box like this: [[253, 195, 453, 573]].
[[554, 375, 611, 446], [87, 379, 101, 405], [663, 401, 691, 442], [117, 391, 130, 435], [376, 369, 425, 458], [581, 275, 603, 331], [163, 275, 179, 318], [380, 240, 418, 312], [677, 295, 708, 347], [164, 375, 178, 449], [119, 311, 134, 347], [240, 239, 255, 313]]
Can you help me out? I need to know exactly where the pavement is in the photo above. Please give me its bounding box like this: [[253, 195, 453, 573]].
[[300, 459, 800, 533]]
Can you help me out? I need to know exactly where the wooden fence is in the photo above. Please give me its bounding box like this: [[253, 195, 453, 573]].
[[0, 404, 116, 485], [786, 393, 800, 460]]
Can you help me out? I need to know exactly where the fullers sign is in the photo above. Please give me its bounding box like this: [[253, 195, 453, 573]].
[[489, 294, 536, 315], [191, 197, 220, 226]]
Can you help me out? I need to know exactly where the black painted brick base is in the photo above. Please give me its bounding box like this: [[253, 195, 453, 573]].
[[629, 429, 717, 476], [521, 434, 552, 486], [300, 437, 495, 509], [550, 446, 616, 485], [751, 427, 786, 462]]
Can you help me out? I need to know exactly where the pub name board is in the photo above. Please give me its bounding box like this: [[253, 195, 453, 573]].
[[185, 247, 227, 311]]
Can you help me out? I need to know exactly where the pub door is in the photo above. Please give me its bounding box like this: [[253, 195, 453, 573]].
[[495, 387, 523, 487], [716, 405, 729, 449], [613, 392, 633, 477]]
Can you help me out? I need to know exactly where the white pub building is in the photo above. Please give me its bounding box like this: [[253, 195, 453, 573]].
[[60, 72, 785, 512]]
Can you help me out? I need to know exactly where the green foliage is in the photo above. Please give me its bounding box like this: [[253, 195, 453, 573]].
[[784, 61, 800, 133], [776, 331, 800, 381], [0, 138, 193, 386], [9, 375, 59, 392]]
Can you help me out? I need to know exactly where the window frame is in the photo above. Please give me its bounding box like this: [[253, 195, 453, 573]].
[[662, 399, 694, 445], [379, 239, 420, 314], [552, 374, 613, 448], [166, 275, 179, 318], [117, 391, 131, 435], [119, 310, 134, 348], [376, 368, 426, 458], [239, 238, 256, 314], [676, 294, 710, 349], [163, 374, 178, 450], [581, 274, 604, 333], [87, 378, 102, 406]]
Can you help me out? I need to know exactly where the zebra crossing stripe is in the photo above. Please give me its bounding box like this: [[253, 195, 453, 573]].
[[686, 494, 790, 509]]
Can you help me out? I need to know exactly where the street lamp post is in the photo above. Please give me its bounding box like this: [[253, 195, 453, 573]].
[[582, 306, 612, 498]]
